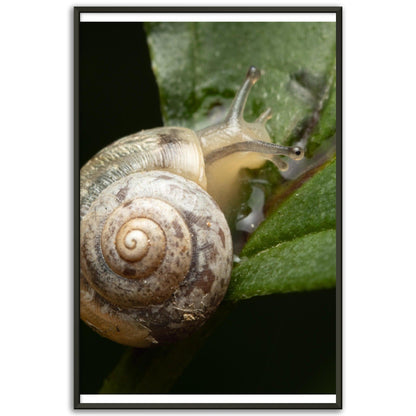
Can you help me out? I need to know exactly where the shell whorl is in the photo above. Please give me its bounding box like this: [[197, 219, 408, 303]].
[[80, 127, 207, 218], [80, 170, 233, 346], [84, 195, 193, 307]]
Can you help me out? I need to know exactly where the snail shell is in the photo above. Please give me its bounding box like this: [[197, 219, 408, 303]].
[[81, 170, 232, 347], [80, 66, 304, 347]]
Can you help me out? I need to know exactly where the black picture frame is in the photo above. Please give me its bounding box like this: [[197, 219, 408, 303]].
[[74, 6, 342, 409]]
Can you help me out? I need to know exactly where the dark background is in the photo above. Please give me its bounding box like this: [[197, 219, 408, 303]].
[[78, 22, 336, 394]]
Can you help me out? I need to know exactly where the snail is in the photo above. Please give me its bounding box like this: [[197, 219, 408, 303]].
[[80, 66, 304, 347]]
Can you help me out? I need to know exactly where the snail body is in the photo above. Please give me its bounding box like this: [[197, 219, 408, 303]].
[[80, 66, 304, 347]]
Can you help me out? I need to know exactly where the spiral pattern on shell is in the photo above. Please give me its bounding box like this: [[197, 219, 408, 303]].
[[80, 170, 233, 347]]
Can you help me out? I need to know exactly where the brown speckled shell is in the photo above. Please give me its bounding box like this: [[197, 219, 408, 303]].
[[81, 164, 233, 346]]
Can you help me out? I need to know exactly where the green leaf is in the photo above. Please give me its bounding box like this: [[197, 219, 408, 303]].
[[145, 21, 337, 300], [307, 71, 336, 156], [227, 229, 336, 301], [145, 22, 336, 150], [227, 159, 336, 301], [242, 159, 336, 257]]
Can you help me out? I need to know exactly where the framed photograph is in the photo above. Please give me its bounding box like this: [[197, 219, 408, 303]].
[[75, 6, 342, 409]]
